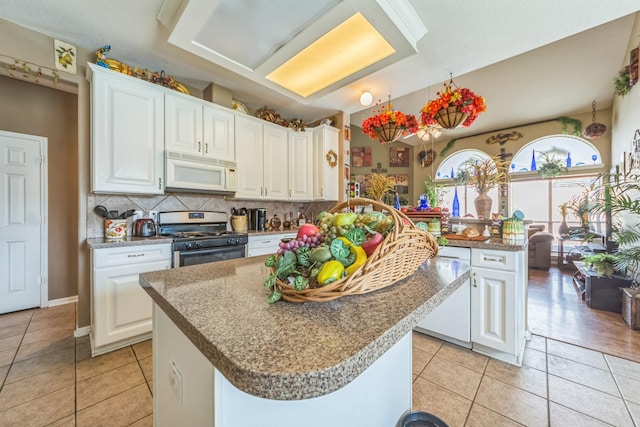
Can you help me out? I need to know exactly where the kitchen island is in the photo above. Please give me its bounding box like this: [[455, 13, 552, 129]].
[[139, 256, 470, 427]]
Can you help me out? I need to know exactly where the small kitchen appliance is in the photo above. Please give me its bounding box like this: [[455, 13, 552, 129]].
[[248, 208, 267, 231], [133, 218, 157, 237], [157, 211, 248, 267]]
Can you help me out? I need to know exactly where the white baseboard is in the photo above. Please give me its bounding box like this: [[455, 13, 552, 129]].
[[74, 325, 91, 337], [47, 295, 78, 307]]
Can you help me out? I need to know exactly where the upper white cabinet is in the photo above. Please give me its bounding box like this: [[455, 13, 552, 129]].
[[88, 63, 164, 195], [313, 125, 339, 201], [165, 93, 235, 162], [288, 130, 313, 201], [235, 116, 294, 201]]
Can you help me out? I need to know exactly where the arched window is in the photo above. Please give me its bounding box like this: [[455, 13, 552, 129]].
[[509, 134, 601, 174], [435, 149, 491, 180]]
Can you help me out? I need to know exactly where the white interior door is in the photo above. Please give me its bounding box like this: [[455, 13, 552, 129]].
[[0, 130, 47, 314]]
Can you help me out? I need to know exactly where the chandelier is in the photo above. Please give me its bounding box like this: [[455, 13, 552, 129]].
[[583, 100, 606, 140]]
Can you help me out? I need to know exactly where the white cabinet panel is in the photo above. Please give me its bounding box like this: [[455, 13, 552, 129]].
[[165, 94, 203, 156], [288, 130, 313, 201], [92, 244, 171, 355], [247, 233, 296, 257], [89, 63, 164, 194], [203, 105, 235, 162], [313, 125, 339, 201], [263, 123, 288, 200], [415, 279, 470, 344], [235, 115, 265, 198], [471, 267, 516, 355]]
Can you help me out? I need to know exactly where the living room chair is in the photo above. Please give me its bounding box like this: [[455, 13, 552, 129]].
[[528, 226, 554, 270]]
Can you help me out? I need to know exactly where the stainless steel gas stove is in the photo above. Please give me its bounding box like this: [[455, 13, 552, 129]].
[[158, 211, 248, 268]]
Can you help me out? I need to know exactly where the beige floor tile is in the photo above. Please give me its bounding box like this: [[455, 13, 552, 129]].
[[612, 374, 640, 405], [132, 340, 152, 360], [605, 354, 640, 382], [546, 339, 608, 370], [435, 342, 488, 373], [0, 364, 74, 411], [522, 347, 546, 372], [413, 347, 434, 376], [0, 365, 8, 385], [0, 335, 22, 353], [412, 331, 444, 354], [485, 358, 547, 398], [5, 346, 74, 384], [548, 374, 633, 426], [31, 304, 74, 321], [139, 356, 152, 382], [412, 377, 472, 427], [526, 335, 546, 352], [0, 310, 33, 329], [547, 354, 619, 396], [77, 361, 145, 410], [75, 336, 91, 362], [475, 376, 548, 427], [0, 324, 27, 341], [0, 348, 16, 367], [46, 414, 76, 426], [0, 385, 74, 426], [22, 325, 74, 346], [76, 383, 152, 427], [412, 373, 418, 382], [14, 336, 75, 363], [548, 402, 611, 427], [148, 379, 154, 396], [75, 347, 136, 382], [26, 314, 75, 334], [420, 356, 482, 400], [465, 403, 524, 427], [129, 414, 153, 426], [627, 401, 640, 426]]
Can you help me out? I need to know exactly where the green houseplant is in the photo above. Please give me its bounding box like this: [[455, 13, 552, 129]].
[[537, 151, 567, 178], [455, 155, 508, 219]]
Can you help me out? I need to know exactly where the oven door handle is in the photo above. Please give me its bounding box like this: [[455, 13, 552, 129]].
[[178, 247, 244, 257]]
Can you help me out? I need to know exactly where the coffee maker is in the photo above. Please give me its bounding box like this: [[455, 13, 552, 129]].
[[248, 208, 266, 231]]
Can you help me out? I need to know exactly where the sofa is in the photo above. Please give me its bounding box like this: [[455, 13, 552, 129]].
[[528, 226, 555, 270]]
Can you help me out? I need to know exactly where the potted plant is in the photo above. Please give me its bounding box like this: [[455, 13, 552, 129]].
[[568, 190, 591, 231], [420, 78, 486, 129], [454, 155, 508, 219], [583, 253, 619, 277], [537, 151, 567, 178], [361, 100, 419, 144], [423, 176, 442, 208]]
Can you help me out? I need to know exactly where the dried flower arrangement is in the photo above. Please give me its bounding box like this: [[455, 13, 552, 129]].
[[366, 173, 397, 202], [454, 155, 508, 194]]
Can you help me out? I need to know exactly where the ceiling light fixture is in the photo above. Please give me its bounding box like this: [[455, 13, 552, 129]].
[[360, 89, 373, 106], [582, 100, 606, 139]]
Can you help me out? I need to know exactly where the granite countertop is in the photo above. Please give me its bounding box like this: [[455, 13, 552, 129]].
[[447, 237, 528, 251], [86, 236, 173, 249], [139, 256, 470, 400]]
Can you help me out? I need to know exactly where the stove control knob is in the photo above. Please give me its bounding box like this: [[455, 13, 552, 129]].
[[196, 241, 203, 248], [227, 239, 234, 245], [185, 242, 193, 249]]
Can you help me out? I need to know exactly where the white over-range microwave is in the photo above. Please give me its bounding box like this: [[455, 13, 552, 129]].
[[165, 151, 236, 194]]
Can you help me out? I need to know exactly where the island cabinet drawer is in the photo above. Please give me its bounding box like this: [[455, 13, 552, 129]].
[[471, 248, 516, 271], [94, 244, 172, 268]]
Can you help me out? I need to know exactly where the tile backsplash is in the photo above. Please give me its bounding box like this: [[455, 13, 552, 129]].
[[87, 192, 334, 238]]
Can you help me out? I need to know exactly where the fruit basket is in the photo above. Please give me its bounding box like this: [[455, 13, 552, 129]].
[[264, 198, 439, 303]]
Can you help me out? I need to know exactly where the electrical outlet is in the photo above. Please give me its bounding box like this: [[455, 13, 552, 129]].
[[168, 360, 183, 403], [149, 210, 159, 223]]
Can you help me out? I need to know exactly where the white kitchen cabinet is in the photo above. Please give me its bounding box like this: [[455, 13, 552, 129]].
[[88, 63, 165, 195], [288, 130, 313, 201], [470, 247, 527, 365], [313, 125, 339, 201], [247, 232, 296, 257], [165, 93, 235, 162], [91, 243, 171, 356], [235, 116, 289, 200]]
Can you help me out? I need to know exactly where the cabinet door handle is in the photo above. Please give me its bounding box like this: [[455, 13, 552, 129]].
[[482, 255, 503, 263], [260, 187, 263, 196], [158, 178, 162, 189], [320, 188, 323, 197], [127, 253, 145, 258], [289, 189, 292, 197], [265, 188, 268, 197], [205, 143, 208, 154], [198, 141, 202, 152], [472, 272, 477, 287]]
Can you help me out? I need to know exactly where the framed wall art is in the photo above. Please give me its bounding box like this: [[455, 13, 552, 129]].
[[351, 147, 372, 167], [389, 147, 409, 167], [392, 174, 409, 194], [54, 39, 77, 74]]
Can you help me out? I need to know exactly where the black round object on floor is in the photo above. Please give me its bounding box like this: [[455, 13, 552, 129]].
[[401, 410, 449, 427]]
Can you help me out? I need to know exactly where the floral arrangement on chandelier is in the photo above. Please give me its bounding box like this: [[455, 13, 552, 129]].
[[420, 78, 486, 129], [361, 99, 419, 144]]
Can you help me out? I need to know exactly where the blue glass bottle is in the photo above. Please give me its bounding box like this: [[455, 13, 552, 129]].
[[394, 193, 401, 210], [452, 187, 460, 217], [566, 152, 572, 168], [530, 150, 537, 171], [450, 167, 455, 179]]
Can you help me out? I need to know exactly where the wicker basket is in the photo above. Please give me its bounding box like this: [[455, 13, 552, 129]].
[[272, 198, 439, 303]]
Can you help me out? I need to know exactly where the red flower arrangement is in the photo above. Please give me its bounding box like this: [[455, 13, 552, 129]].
[[420, 80, 486, 128], [362, 101, 419, 144]]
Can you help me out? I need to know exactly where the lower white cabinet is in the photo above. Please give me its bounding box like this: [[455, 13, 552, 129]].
[[247, 233, 296, 257], [415, 246, 527, 366], [91, 243, 171, 356]]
